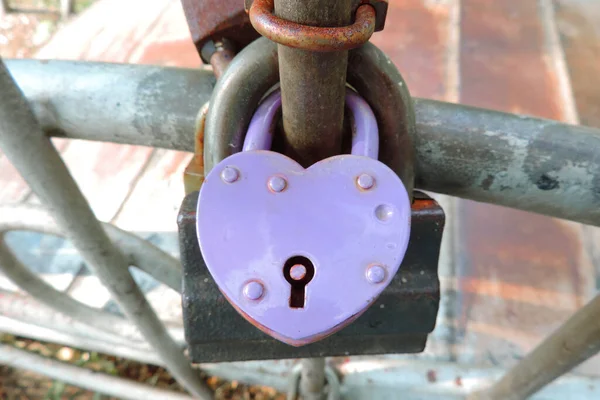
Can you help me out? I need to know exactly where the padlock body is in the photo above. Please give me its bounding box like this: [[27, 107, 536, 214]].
[[196, 150, 412, 346], [179, 190, 443, 362]]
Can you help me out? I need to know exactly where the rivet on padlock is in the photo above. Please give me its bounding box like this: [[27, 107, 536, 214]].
[[196, 89, 411, 346]]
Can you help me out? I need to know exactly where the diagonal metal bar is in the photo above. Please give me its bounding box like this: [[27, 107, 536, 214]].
[[0, 205, 185, 343], [0, 344, 195, 400], [468, 294, 600, 400], [0, 59, 212, 399], [0, 237, 142, 340], [0, 205, 183, 292]]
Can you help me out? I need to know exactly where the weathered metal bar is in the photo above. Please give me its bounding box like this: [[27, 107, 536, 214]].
[[0, 288, 146, 347], [0, 344, 195, 400], [0, 239, 141, 340], [469, 294, 600, 400], [5, 60, 600, 226], [0, 60, 212, 399], [5, 59, 215, 152], [300, 358, 327, 400], [0, 206, 184, 291], [0, 205, 185, 341], [413, 99, 600, 226], [274, 0, 352, 167], [0, 314, 163, 366]]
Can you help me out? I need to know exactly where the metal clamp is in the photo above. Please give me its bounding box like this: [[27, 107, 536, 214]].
[[286, 364, 341, 400], [203, 37, 416, 199], [248, 0, 376, 51]]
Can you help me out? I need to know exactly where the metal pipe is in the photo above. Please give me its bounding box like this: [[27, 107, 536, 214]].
[[0, 206, 187, 345], [4, 59, 215, 152], [300, 358, 327, 400], [0, 238, 142, 340], [0, 205, 183, 297], [0, 344, 195, 400], [0, 287, 186, 367], [413, 99, 600, 226], [274, 0, 353, 167], [0, 315, 163, 366], [0, 288, 147, 347], [468, 294, 600, 400], [0, 60, 212, 399], [5, 60, 600, 226], [273, 0, 377, 386]]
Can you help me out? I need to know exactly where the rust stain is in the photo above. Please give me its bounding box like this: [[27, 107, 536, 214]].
[[184, 103, 209, 194], [427, 369, 437, 383], [369, 0, 451, 100], [411, 199, 437, 211]]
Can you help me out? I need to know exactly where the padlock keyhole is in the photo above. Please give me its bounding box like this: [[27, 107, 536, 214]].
[[283, 256, 315, 309]]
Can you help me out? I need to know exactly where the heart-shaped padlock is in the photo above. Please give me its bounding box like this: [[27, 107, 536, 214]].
[[197, 89, 411, 346]]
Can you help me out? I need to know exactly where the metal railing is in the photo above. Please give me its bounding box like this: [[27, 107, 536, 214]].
[[0, 56, 599, 399]]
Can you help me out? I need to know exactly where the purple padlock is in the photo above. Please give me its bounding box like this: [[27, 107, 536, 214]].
[[197, 89, 411, 346]]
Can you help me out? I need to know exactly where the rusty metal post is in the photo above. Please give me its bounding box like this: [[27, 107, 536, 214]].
[[469, 294, 600, 400], [274, 0, 353, 166], [273, 1, 352, 396]]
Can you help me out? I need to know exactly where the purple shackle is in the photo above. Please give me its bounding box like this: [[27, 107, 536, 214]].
[[243, 89, 379, 159]]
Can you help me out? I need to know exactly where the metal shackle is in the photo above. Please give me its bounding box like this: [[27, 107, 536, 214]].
[[203, 37, 416, 200], [242, 88, 379, 160]]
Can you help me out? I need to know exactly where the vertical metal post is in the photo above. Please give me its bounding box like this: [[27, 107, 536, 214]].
[[0, 59, 212, 400], [300, 358, 327, 400], [271, 0, 351, 396], [469, 294, 600, 400], [273, 0, 351, 395], [274, 0, 353, 167]]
